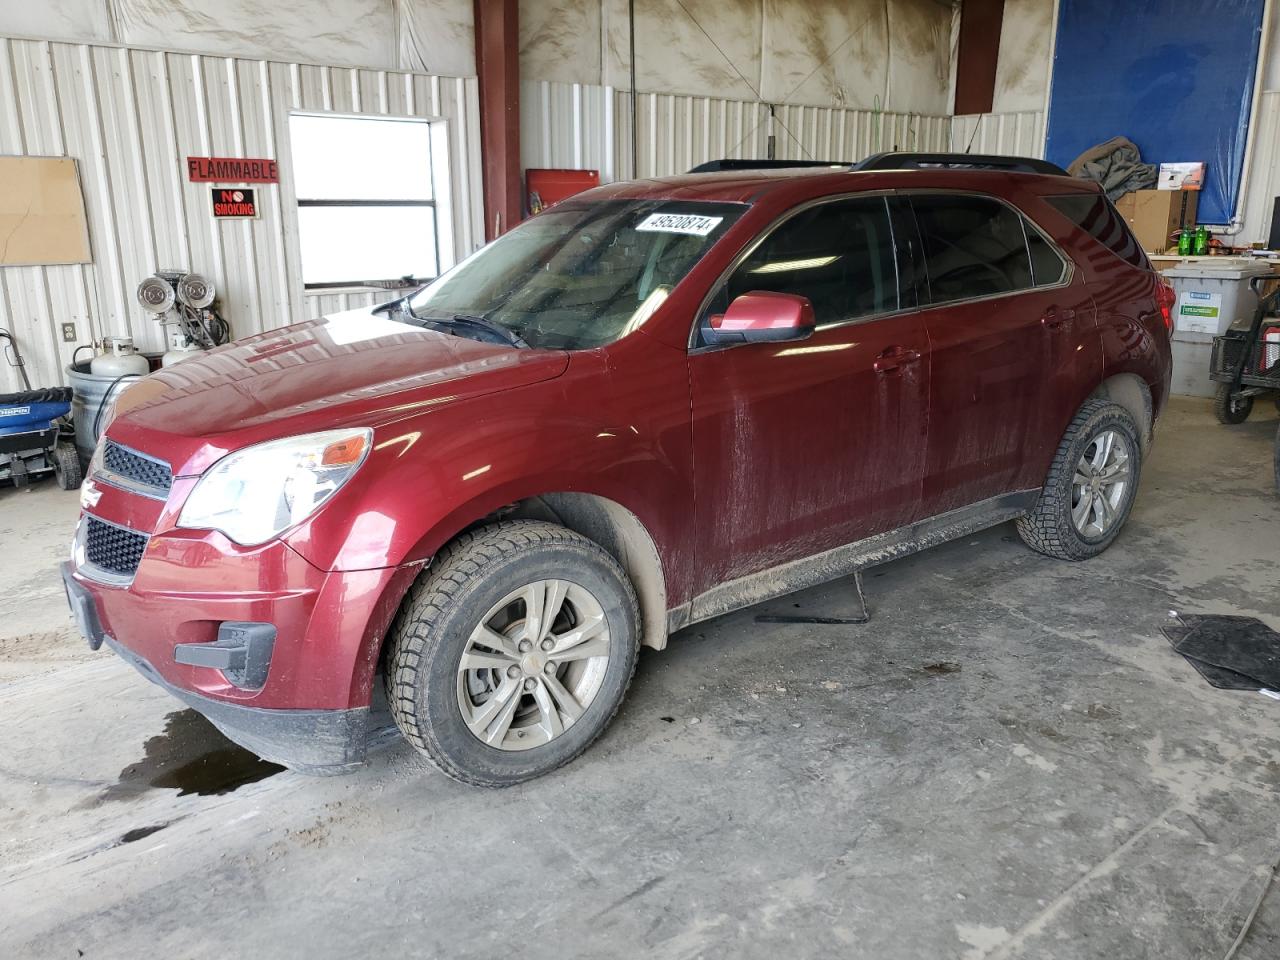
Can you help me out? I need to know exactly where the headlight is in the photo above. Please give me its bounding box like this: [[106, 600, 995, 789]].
[[87, 441, 105, 479], [178, 429, 372, 546]]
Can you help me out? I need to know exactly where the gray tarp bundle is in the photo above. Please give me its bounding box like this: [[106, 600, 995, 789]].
[[1067, 136, 1158, 200]]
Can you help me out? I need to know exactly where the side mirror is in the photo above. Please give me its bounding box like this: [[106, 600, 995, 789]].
[[705, 291, 816, 345]]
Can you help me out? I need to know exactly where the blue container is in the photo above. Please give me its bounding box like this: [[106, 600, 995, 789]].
[[0, 400, 71, 437]]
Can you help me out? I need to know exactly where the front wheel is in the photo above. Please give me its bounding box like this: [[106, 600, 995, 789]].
[[385, 520, 640, 787], [1017, 399, 1143, 561], [1214, 383, 1252, 424]]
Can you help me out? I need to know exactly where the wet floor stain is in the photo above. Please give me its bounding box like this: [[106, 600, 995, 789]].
[[85, 709, 284, 805], [119, 822, 169, 844], [923, 661, 962, 676]]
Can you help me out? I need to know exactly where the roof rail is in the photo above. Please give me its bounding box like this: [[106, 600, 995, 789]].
[[852, 152, 1069, 176], [687, 153, 1071, 177], [687, 159, 847, 173]]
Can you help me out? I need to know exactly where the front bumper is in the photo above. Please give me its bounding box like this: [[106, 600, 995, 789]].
[[107, 634, 368, 774], [63, 525, 420, 772]]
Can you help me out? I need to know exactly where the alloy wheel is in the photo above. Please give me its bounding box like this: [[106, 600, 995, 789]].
[[456, 579, 611, 751], [1070, 428, 1132, 539]]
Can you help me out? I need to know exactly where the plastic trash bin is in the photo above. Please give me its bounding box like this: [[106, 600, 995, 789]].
[[1162, 259, 1274, 397]]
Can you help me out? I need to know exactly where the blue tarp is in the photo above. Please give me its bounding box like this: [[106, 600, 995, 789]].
[[1045, 0, 1265, 224]]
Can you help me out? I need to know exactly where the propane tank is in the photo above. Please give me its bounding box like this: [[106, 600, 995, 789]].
[[90, 336, 150, 377], [161, 329, 202, 367]]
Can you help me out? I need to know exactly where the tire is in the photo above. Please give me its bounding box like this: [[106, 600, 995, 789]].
[[52, 442, 82, 490], [385, 520, 640, 787], [1017, 399, 1143, 561], [1214, 383, 1252, 424]]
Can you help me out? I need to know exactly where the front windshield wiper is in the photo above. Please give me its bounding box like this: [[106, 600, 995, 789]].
[[377, 299, 529, 349], [444, 314, 531, 349]]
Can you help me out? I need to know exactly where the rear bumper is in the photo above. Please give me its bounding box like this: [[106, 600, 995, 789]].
[[106, 636, 368, 774]]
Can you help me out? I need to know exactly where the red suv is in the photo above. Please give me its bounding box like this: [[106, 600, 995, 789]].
[[64, 153, 1173, 786]]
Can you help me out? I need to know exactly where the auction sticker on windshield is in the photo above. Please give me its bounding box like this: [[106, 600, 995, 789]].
[[636, 213, 723, 236]]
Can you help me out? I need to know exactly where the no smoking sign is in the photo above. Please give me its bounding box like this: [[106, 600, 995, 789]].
[[210, 188, 259, 219]]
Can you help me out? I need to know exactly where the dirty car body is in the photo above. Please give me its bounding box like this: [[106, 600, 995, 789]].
[[65, 162, 1173, 781]]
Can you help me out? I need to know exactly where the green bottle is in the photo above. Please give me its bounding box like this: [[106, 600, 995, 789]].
[[1177, 229, 1192, 255], [1194, 224, 1209, 255]]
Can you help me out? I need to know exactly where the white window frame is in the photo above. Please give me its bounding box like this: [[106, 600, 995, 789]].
[[288, 111, 456, 290]]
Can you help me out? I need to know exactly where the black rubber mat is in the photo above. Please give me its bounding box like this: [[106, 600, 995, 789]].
[[1162, 615, 1280, 692]]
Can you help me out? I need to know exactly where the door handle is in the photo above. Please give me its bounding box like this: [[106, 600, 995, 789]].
[[873, 346, 922, 374], [1041, 307, 1076, 330]]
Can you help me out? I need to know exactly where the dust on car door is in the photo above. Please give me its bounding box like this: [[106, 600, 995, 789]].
[[903, 192, 1096, 518], [687, 195, 930, 594]]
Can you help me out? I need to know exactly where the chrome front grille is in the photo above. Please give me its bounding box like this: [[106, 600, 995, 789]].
[[101, 440, 173, 497], [83, 515, 149, 578]]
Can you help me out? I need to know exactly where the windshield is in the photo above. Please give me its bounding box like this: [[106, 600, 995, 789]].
[[408, 199, 746, 349]]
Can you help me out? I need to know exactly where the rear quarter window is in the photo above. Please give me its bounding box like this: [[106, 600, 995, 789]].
[[1043, 194, 1148, 269]]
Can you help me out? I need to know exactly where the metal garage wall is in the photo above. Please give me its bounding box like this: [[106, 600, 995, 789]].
[[950, 111, 1046, 160], [521, 80, 951, 181], [0, 36, 482, 394]]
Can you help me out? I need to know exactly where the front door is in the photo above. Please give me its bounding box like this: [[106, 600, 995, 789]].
[[688, 195, 930, 595], [905, 193, 1095, 518]]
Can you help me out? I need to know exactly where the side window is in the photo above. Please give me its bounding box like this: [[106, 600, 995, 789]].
[[911, 195, 1033, 303], [1044, 194, 1147, 269], [718, 197, 900, 327], [1025, 223, 1068, 286]]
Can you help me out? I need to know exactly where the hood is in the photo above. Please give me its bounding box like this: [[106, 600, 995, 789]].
[[108, 306, 569, 476]]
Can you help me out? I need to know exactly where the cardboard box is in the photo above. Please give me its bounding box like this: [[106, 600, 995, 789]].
[[1114, 189, 1198, 253], [1157, 162, 1205, 190]]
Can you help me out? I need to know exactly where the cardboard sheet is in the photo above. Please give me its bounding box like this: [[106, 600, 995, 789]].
[[0, 156, 92, 267]]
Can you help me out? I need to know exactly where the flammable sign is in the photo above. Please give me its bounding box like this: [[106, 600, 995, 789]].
[[210, 188, 259, 219]]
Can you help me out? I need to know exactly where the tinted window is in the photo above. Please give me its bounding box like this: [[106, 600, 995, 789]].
[[1045, 194, 1146, 268], [911, 195, 1033, 303], [1025, 225, 1067, 286], [721, 197, 899, 325]]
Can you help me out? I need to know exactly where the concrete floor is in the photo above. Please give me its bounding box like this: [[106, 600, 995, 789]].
[[2, 396, 1279, 959]]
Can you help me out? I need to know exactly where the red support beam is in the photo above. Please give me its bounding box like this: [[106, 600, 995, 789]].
[[474, 0, 521, 241]]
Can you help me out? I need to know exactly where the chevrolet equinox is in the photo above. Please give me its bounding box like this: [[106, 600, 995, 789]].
[[64, 153, 1174, 786]]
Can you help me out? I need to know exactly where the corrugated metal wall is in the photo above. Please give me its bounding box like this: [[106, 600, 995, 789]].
[[0, 36, 483, 394], [521, 80, 952, 181], [950, 111, 1046, 160]]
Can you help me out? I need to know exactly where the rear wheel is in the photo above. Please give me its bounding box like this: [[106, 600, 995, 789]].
[[1214, 383, 1252, 424], [1017, 399, 1143, 561], [385, 521, 640, 787], [52, 442, 81, 490]]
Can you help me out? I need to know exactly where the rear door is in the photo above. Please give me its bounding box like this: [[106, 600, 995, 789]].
[[687, 195, 930, 592], [906, 193, 1095, 518]]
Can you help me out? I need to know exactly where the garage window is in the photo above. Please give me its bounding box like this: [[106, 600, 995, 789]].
[[290, 114, 440, 288]]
